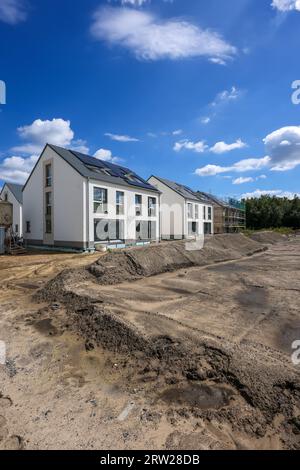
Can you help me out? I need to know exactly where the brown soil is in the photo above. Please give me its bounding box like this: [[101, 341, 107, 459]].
[[1, 234, 300, 450]]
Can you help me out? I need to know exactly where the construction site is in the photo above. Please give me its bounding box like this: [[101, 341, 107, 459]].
[[0, 228, 300, 450]]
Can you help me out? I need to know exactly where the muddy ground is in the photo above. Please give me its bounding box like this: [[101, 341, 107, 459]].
[[1, 234, 300, 450]]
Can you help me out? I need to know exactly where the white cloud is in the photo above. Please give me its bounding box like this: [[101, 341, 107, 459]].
[[0, 155, 38, 184], [210, 139, 246, 154], [118, 0, 148, 5], [91, 7, 237, 62], [271, 1, 300, 12], [196, 125, 300, 178], [105, 132, 139, 142], [0, 0, 27, 25], [195, 156, 271, 176], [94, 148, 120, 163], [13, 118, 75, 154], [263, 126, 300, 171], [211, 86, 242, 107], [241, 189, 300, 199], [233, 176, 255, 185], [201, 117, 211, 125], [199, 86, 243, 124], [174, 139, 207, 153], [172, 129, 183, 136], [71, 139, 90, 154]]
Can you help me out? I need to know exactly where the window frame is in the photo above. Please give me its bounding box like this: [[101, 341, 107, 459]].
[[187, 203, 193, 219], [116, 191, 125, 216], [148, 197, 157, 217], [135, 194, 142, 216], [45, 164, 52, 188], [94, 187, 108, 214]]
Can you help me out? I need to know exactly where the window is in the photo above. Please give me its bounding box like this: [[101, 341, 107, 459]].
[[135, 195, 142, 216], [45, 219, 52, 234], [94, 219, 124, 241], [45, 192, 52, 216], [148, 197, 157, 217], [45, 192, 52, 234], [26, 221, 31, 233], [136, 221, 141, 239], [148, 221, 156, 240], [94, 187, 108, 214], [187, 203, 193, 219], [203, 206, 206, 220], [116, 191, 124, 216], [208, 206, 212, 221], [45, 164, 52, 187], [195, 205, 199, 219], [204, 222, 212, 235], [15, 224, 18, 234], [4, 193, 8, 201], [188, 222, 197, 236]]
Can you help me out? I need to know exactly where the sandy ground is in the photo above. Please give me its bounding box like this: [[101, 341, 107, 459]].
[[1, 237, 300, 450]]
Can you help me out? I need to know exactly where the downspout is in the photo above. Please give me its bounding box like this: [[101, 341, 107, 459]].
[[86, 177, 90, 251]]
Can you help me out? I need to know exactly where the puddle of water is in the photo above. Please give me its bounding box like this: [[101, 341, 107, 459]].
[[34, 318, 58, 336], [159, 383, 234, 410]]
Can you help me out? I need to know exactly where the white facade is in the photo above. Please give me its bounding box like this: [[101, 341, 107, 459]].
[[23, 145, 160, 250], [148, 176, 213, 240], [0, 184, 23, 237]]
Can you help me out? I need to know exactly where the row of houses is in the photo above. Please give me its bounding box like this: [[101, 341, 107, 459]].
[[0, 144, 245, 251]]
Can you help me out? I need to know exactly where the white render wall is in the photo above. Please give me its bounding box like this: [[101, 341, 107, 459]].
[[23, 146, 86, 247], [88, 179, 160, 244], [0, 186, 22, 237], [148, 176, 214, 239], [23, 145, 159, 249]]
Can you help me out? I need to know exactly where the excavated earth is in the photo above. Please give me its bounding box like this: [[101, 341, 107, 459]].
[[33, 232, 300, 450]]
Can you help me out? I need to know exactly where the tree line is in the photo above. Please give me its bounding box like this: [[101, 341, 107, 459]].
[[244, 195, 300, 230]]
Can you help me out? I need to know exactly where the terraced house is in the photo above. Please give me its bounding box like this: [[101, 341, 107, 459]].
[[148, 176, 213, 239], [0, 182, 23, 237], [22, 144, 160, 251]]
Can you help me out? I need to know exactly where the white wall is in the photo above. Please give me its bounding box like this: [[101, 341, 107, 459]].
[[23, 146, 86, 247], [0, 186, 22, 237], [148, 177, 213, 239], [88, 180, 160, 243], [148, 176, 184, 239]]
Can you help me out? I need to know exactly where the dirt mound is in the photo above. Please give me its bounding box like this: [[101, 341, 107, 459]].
[[249, 231, 288, 245], [88, 234, 265, 285]]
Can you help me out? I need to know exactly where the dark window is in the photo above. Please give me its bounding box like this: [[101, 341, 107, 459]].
[[45, 219, 52, 234], [188, 221, 197, 235], [26, 221, 31, 233], [204, 222, 212, 235], [135, 195, 142, 216], [94, 219, 124, 242], [94, 187, 108, 214], [15, 224, 19, 234], [148, 197, 157, 217], [45, 164, 52, 187], [45, 192, 52, 216], [4, 193, 8, 201], [116, 191, 124, 216], [148, 221, 156, 240], [208, 207, 212, 221]]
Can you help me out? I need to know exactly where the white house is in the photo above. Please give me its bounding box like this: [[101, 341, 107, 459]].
[[23, 144, 160, 251], [148, 176, 213, 239], [0, 183, 23, 237]]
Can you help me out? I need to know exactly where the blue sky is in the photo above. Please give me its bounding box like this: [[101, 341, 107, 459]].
[[1, 0, 300, 199]]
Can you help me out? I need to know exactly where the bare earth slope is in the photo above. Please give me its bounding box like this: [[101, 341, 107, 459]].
[[1, 234, 300, 450], [35, 233, 300, 449]]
